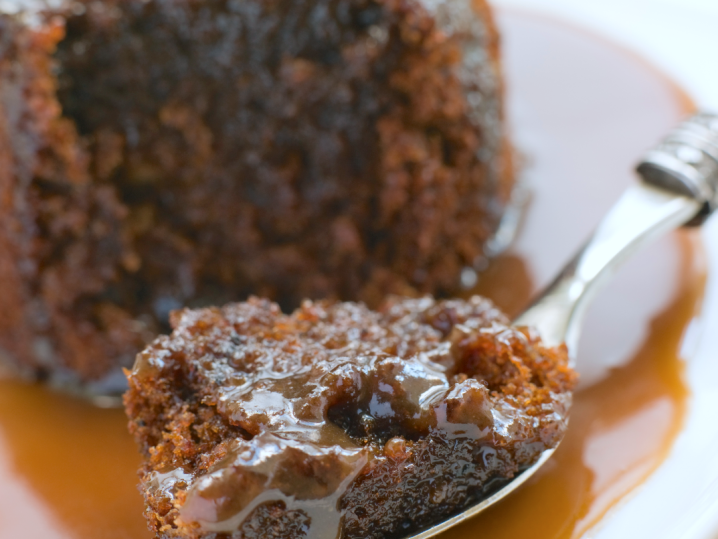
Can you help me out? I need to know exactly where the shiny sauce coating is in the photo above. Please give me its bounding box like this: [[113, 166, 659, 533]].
[[126, 296, 573, 538]]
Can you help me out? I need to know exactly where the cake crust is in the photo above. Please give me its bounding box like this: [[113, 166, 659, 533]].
[[125, 296, 576, 539]]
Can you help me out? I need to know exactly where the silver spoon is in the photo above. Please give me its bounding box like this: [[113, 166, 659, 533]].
[[406, 110, 718, 539]]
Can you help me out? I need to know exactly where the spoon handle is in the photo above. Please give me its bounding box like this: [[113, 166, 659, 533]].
[[515, 111, 718, 357], [513, 184, 700, 354]]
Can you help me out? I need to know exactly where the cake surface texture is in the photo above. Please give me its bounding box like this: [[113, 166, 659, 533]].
[[125, 296, 576, 539], [0, 0, 512, 385]]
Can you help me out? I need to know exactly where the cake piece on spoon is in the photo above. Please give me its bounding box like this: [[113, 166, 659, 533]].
[[125, 296, 575, 539]]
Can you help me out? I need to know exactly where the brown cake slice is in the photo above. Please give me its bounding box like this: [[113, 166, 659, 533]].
[[0, 0, 512, 387], [125, 296, 576, 539]]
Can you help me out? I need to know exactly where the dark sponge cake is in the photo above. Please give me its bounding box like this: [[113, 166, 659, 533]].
[[125, 296, 576, 538], [0, 11, 135, 386], [0, 0, 512, 385]]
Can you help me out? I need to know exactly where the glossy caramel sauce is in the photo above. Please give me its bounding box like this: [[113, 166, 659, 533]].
[[0, 8, 703, 539]]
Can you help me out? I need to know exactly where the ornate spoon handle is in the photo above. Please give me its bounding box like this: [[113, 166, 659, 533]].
[[515, 111, 718, 357]]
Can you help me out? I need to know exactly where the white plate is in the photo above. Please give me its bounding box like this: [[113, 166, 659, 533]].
[[493, 2, 718, 538]]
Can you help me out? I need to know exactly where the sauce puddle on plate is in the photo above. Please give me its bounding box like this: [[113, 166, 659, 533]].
[[0, 8, 703, 539]]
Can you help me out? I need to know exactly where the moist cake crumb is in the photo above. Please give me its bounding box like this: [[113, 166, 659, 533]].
[[0, 0, 513, 385], [125, 296, 576, 539]]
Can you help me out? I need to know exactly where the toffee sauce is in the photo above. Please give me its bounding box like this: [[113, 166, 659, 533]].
[[0, 9, 702, 539]]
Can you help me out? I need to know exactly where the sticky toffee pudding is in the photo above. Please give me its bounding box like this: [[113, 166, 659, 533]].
[[125, 296, 575, 538], [0, 7, 702, 539], [0, 0, 512, 384]]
